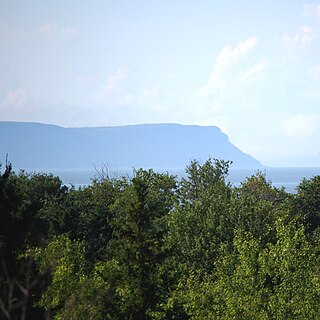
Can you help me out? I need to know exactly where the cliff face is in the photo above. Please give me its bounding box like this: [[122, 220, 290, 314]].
[[0, 122, 262, 170]]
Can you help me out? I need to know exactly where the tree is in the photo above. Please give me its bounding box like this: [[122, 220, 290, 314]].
[[178, 215, 320, 320], [296, 175, 320, 233], [40, 178, 116, 262], [0, 165, 66, 320], [34, 235, 112, 320], [157, 159, 233, 319], [179, 158, 232, 204], [231, 172, 291, 245], [105, 169, 177, 319]]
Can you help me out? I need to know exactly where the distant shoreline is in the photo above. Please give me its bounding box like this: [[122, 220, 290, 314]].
[[18, 166, 320, 194]]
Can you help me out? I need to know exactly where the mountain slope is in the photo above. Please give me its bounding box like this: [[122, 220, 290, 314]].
[[0, 122, 262, 169]]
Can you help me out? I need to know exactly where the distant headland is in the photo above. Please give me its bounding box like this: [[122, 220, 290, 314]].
[[0, 121, 262, 170]]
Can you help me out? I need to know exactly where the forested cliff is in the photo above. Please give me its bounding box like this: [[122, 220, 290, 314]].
[[0, 122, 261, 169]]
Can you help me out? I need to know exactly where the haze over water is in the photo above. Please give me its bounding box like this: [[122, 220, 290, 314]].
[[1, 1, 320, 167], [40, 167, 320, 194]]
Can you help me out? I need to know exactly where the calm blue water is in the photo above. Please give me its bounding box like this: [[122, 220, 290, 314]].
[[228, 167, 320, 193], [40, 167, 320, 194]]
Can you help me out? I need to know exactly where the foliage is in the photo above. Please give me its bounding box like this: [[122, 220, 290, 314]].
[[34, 235, 112, 320], [0, 165, 65, 320], [178, 216, 320, 319], [1, 160, 320, 319], [296, 175, 320, 233], [104, 169, 177, 319]]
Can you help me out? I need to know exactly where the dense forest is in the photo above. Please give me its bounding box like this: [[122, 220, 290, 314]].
[[1, 158, 320, 319]]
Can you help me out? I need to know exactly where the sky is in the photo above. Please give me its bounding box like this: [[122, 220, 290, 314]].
[[1, 0, 320, 166]]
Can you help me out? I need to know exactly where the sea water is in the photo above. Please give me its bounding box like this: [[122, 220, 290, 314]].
[[228, 167, 320, 193], [39, 167, 320, 194]]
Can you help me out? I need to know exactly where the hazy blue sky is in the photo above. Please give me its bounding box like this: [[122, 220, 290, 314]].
[[1, 1, 320, 166]]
